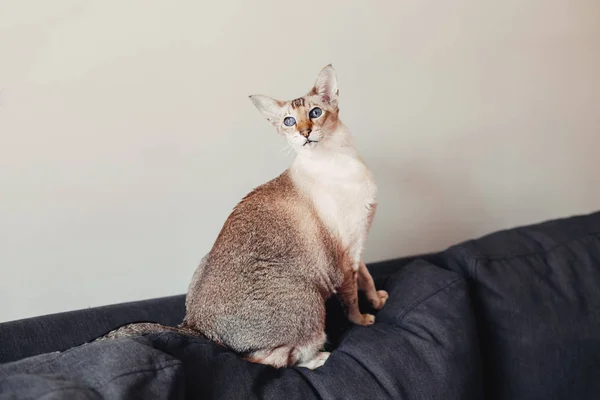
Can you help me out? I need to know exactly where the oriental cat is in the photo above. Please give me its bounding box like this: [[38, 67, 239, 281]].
[[101, 65, 387, 370]]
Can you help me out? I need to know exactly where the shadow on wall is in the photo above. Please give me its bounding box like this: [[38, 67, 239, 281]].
[[364, 123, 600, 261], [365, 149, 494, 261]]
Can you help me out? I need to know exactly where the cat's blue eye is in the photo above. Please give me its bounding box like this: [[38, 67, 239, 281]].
[[309, 107, 323, 119], [283, 116, 296, 127]]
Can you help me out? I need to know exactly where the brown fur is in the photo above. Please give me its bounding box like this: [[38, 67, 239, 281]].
[[290, 97, 305, 108], [182, 171, 340, 356], [281, 100, 337, 143], [296, 119, 313, 137]]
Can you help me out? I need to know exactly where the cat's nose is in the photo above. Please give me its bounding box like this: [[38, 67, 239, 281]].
[[299, 128, 312, 138]]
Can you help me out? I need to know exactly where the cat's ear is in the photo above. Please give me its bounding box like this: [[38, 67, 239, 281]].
[[311, 64, 338, 109], [249, 95, 284, 126]]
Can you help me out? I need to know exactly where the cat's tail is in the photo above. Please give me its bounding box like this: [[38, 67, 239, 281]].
[[94, 321, 203, 342]]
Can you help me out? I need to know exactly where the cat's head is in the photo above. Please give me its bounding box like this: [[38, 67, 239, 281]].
[[250, 65, 342, 153]]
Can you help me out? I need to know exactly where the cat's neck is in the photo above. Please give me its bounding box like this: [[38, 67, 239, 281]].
[[288, 122, 377, 257], [290, 123, 370, 182]]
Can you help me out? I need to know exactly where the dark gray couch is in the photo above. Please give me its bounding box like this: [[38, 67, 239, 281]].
[[1, 211, 599, 399]]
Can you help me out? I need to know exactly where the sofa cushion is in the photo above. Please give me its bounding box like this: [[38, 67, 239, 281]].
[[0, 337, 184, 399], [0, 256, 428, 364], [441, 211, 600, 400], [0, 260, 483, 400]]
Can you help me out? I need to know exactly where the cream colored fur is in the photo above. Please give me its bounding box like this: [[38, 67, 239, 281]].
[[290, 124, 377, 272], [253, 65, 377, 272]]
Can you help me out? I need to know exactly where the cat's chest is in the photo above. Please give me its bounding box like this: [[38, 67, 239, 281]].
[[311, 180, 375, 240], [293, 156, 377, 247]]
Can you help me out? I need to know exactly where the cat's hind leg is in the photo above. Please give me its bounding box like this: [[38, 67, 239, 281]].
[[294, 331, 329, 370], [245, 332, 329, 369], [297, 351, 330, 370], [245, 346, 295, 368]]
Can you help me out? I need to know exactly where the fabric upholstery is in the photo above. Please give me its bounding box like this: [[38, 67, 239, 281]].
[[0, 261, 482, 400], [0, 295, 185, 364], [440, 211, 600, 400]]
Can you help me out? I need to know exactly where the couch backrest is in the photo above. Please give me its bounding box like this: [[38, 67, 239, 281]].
[[0, 255, 429, 364], [440, 211, 600, 400], [0, 295, 186, 363]]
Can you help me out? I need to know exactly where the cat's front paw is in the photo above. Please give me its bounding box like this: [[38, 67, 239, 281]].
[[351, 313, 375, 326], [372, 290, 389, 310]]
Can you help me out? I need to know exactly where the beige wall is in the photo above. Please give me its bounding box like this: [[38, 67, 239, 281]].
[[1, 0, 599, 322]]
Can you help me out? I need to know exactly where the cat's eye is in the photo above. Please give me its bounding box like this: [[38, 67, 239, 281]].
[[309, 107, 323, 119], [283, 116, 296, 127]]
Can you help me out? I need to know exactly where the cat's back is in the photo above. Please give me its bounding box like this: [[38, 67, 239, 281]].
[[184, 170, 339, 351], [212, 170, 314, 257]]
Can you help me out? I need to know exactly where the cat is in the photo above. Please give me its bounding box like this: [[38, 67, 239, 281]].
[[99, 65, 388, 370]]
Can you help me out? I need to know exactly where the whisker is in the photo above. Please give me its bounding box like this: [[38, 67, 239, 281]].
[[281, 143, 294, 156]]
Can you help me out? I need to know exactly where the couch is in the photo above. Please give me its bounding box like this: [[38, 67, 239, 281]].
[[1, 211, 599, 399]]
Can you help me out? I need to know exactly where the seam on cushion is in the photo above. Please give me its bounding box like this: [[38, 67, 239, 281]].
[[398, 278, 463, 322], [32, 361, 182, 399], [101, 360, 182, 386], [293, 369, 323, 399], [19, 341, 174, 376], [335, 347, 395, 399], [472, 257, 481, 282], [469, 231, 600, 263], [24, 336, 157, 373], [37, 386, 102, 399]]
